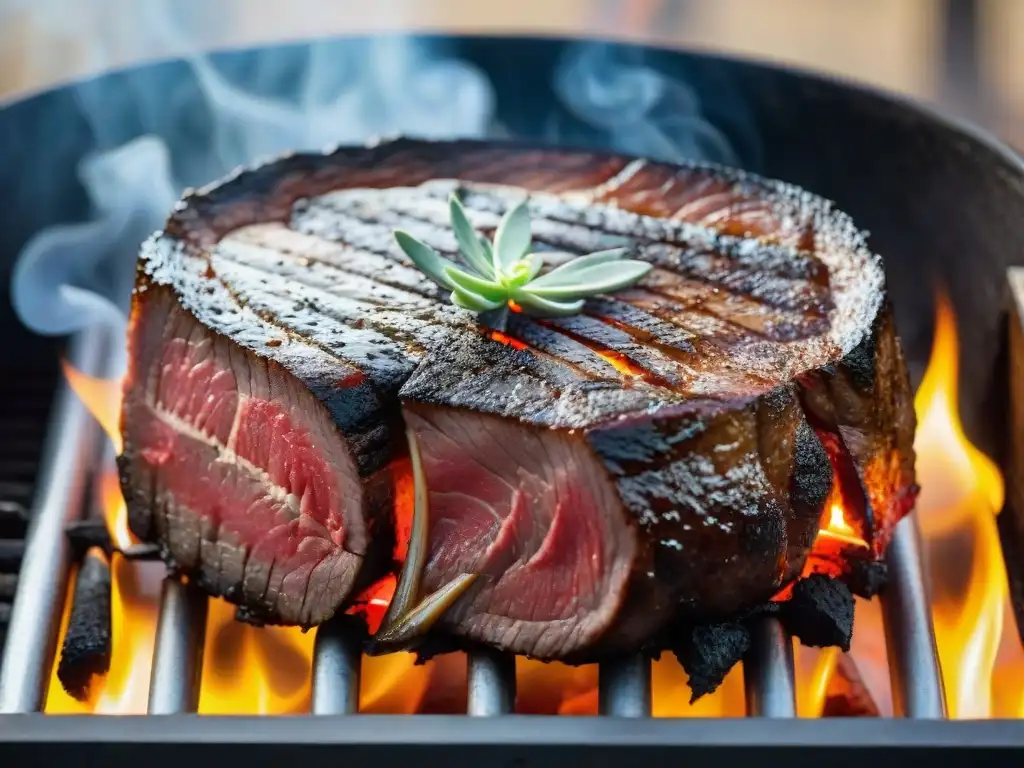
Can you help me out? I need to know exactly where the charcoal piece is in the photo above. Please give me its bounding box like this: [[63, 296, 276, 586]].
[[0, 573, 16, 601], [780, 573, 854, 651], [65, 518, 114, 559], [0, 539, 24, 573], [56, 548, 112, 701], [845, 558, 888, 597], [64, 517, 160, 562], [823, 653, 880, 717], [671, 621, 751, 701], [0, 501, 28, 538]]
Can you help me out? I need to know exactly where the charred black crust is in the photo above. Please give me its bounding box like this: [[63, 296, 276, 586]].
[[739, 512, 786, 557], [398, 329, 541, 405], [838, 321, 879, 392], [671, 621, 751, 700], [844, 558, 889, 598], [790, 418, 833, 513], [780, 574, 855, 651], [585, 416, 710, 476]]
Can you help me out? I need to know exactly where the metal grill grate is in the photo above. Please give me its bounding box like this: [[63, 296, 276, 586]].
[[0, 354, 59, 658], [0, 327, 949, 719]]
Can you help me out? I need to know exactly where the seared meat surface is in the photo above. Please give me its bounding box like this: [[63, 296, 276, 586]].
[[118, 139, 916, 658]]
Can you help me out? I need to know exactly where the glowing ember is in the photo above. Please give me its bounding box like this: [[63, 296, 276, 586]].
[[43, 292, 1024, 718], [488, 331, 528, 351]]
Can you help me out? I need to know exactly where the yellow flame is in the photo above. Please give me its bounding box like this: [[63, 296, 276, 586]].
[[796, 646, 840, 717], [817, 503, 869, 550], [913, 294, 1008, 718], [61, 361, 123, 454]]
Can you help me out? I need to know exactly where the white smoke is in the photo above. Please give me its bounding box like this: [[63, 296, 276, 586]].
[[552, 43, 739, 167], [8, 2, 737, 378]]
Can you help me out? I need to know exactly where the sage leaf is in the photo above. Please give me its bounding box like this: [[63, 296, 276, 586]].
[[493, 199, 532, 272], [451, 286, 505, 312], [394, 231, 459, 290], [444, 265, 507, 302], [528, 248, 629, 288], [449, 195, 494, 278], [527, 260, 652, 299], [511, 290, 586, 317]]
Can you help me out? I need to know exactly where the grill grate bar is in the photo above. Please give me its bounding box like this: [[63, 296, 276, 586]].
[[598, 655, 652, 717], [148, 580, 208, 714], [0, 329, 112, 714], [467, 649, 516, 716], [881, 514, 947, 718], [311, 617, 361, 715], [744, 617, 797, 717]]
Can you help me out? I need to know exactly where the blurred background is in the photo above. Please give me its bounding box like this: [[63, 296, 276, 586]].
[[0, 0, 1017, 146]]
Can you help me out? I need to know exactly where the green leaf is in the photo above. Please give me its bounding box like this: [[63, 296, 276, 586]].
[[527, 248, 629, 288], [511, 289, 586, 317], [394, 231, 459, 290], [444, 265, 508, 302], [493, 199, 532, 273], [451, 286, 505, 312], [526, 260, 653, 299], [479, 235, 493, 263], [523, 253, 545, 282], [448, 195, 494, 279]]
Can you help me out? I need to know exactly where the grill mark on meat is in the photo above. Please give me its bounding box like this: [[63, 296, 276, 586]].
[[583, 297, 697, 353], [227, 225, 445, 299], [290, 187, 829, 355], [503, 315, 624, 381], [538, 315, 687, 389], [214, 248, 600, 392], [305, 184, 827, 316], [425, 182, 825, 281], [219, 225, 637, 387]]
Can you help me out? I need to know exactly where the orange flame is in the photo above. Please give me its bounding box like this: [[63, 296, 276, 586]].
[[912, 294, 1021, 718], [61, 360, 122, 454]]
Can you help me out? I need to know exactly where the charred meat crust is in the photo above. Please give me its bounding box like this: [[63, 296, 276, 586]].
[[122, 137, 916, 649]]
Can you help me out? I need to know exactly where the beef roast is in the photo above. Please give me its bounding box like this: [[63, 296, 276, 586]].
[[118, 138, 917, 658]]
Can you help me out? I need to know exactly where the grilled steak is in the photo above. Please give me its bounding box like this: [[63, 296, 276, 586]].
[[118, 138, 916, 658]]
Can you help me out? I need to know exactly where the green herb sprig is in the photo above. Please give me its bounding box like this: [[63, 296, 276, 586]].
[[393, 194, 652, 321]]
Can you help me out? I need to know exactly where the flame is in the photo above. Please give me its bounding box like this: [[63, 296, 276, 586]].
[[817, 501, 870, 551], [61, 360, 123, 454], [912, 293, 1019, 719]]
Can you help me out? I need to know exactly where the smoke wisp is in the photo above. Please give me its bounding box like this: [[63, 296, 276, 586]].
[[8, 2, 738, 380]]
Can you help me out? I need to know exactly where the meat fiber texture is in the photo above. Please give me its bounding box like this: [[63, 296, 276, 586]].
[[118, 138, 917, 660]]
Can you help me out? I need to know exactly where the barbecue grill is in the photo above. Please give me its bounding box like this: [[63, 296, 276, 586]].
[[0, 33, 1022, 765]]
